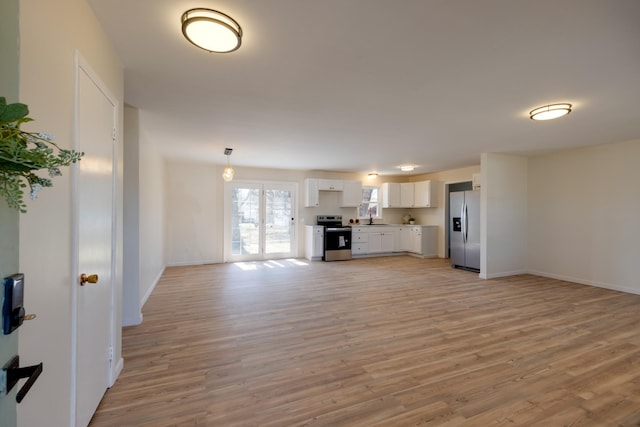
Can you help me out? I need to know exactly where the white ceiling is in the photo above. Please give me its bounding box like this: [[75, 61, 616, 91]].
[[88, 0, 640, 176]]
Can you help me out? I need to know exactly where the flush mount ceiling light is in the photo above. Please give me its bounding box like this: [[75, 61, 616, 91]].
[[529, 103, 572, 121], [368, 173, 379, 178], [181, 8, 242, 53], [400, 165, 415, 172], [222, 148, 234, 181]]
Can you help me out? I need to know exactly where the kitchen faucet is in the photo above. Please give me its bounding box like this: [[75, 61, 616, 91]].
[[369, 211, 373, 225]]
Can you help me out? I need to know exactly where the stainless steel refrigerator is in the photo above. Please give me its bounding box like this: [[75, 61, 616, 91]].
[[450, 190, 480, 271]]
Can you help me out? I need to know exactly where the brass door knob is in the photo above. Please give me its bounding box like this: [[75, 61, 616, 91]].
[[80, 273, 99, 286]]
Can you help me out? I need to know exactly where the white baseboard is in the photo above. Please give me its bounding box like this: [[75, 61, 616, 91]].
[[141, 265, 166, 307], [481, 269, 528, 279], [109, 357, 124, 387], [527, 269, 640, 296], [122, 311, 143, 327], [165, 259, 223, 267], [478, 267, 640, 296]]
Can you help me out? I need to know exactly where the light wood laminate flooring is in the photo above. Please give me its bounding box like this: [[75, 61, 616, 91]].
[[90, 257, 640, 426]]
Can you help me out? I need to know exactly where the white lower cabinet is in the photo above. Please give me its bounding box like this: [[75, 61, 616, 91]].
[[409, 226, 438, 257], [352, 227, 368, 255], [398, 226, 411, 252], [352, 242, 368, 255], [351, 225, 437, 258], [381, 231, 395, 253], [410, 227, 422, 254], [305, 225, 324, 260], [368, 231, 394, 253]]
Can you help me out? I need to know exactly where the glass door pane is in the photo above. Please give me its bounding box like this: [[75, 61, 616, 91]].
[[265, 188, 292, 255], [226, 181, 297, 261], [231, 187, 260, 257]]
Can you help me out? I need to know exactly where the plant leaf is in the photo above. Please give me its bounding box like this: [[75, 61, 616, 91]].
[[0, 101, 29, 123]]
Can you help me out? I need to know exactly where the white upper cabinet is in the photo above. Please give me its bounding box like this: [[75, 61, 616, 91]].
[[400, 182, 414, 207], [472, 173, 481, 190], [317, 179, 343, 191], [381, 183, 400, 208], [383, 182, 414, 208], [414, 180, 437, 207], [340, 180, 362, 207], [305, 178, 362, 207], [382, 180, 438, 208], [304, 178, 320, 207]]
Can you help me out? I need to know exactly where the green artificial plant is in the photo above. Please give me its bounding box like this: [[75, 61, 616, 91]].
[[0, 97, 83, 213]]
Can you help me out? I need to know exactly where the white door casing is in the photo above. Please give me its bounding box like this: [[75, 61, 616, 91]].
[[72, 54, 118, 427]]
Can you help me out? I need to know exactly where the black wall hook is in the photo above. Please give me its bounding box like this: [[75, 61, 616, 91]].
[[2, 356, 43, 403]]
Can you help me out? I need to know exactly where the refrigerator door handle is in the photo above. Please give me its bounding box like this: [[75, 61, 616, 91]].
[[461, 202, 467, 243], [465, 204, 469, 243]]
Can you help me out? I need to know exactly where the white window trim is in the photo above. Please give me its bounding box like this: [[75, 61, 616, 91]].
[[358, 185, 382, 219]]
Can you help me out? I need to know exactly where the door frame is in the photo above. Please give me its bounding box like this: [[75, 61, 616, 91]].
[[224, 180, 299, 262], [70, 52, 120, 422]]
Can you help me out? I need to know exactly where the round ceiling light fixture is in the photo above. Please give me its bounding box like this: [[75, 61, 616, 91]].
[[529, 103, 572, 121], [181, 8, 242, 53], [400, 165, 415, 172]]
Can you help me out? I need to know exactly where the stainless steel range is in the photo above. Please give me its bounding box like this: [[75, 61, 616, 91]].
[[317, 215, 352, 261]]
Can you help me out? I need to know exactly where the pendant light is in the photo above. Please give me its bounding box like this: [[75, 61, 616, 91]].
[[222, 148, 234, 181], [181, 8, 242, 53]]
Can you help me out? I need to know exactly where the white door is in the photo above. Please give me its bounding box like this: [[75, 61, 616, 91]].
[[226, 181, 297, 261], [264, 185, 296, 258], [74, 58, 116, 427]]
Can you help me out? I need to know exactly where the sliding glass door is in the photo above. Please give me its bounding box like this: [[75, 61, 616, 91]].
[[226, 181, 297, 261]]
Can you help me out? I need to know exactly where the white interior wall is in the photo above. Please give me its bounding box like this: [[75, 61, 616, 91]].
[[165, 159, 221, 266], [123, 105, 141, 325], [122, 106, 165, 324], [18, 0, 123, 426], [138, 124, 165, 305], [164, 160, 384, 266], [527, 139, 640, 294], [480, 153, 528, 279]]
